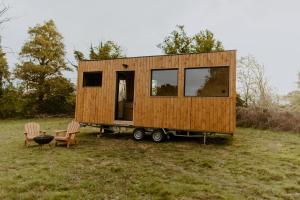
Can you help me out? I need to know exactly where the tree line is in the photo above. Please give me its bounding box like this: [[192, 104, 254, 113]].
[[0, 20, 74, 118], [0, 21, 226, 118], [0, 19, 299, 124]]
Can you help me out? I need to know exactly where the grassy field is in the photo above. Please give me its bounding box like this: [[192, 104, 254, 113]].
[[0, 118, 300, 199]]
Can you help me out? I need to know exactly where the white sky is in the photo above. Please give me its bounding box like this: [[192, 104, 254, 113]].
[[1, 0, 299, 95]]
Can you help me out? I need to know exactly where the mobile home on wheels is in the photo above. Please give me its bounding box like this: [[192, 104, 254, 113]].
[[75, 50, 236, 142]]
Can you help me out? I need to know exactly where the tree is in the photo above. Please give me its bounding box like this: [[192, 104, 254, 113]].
[[0, 44, 9, 96], [157, 25, 193, 54], [0, 4, 23, 118], [237, 56, 256, 106], [0, 85, 23, 118], [73, 41, 125, 68], [89, 41, 124, 60], [0, 3, 10, 96], [41, 76, 75, 114], [15, 20, 74, 114], [238, 55, 275, 107], [157, 25, 224, 54], [0, 4, 10, 26], [74, 50, 85, 63], [193, 29, 224, 53]]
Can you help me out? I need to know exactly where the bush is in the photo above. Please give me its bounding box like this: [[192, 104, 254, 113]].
[[0, 80, 75, 119], [237, 106, 300, 133], [0, 86, 24, 118]]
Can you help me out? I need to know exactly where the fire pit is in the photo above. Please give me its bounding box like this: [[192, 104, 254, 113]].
[[33, 135, 54, 146]]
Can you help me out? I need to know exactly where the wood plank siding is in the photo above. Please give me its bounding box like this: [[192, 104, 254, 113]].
[[75, 50, 236, 134]]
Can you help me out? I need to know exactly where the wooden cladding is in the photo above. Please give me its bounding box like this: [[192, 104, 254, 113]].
[[75, 50, 236, 134]]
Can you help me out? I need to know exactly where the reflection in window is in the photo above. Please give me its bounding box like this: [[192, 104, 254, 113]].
[[151, 69, 178, 96], [185, 67, 229, 97]]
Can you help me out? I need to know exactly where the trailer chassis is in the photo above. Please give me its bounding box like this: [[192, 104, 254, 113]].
[[80, 122, 220, 144]]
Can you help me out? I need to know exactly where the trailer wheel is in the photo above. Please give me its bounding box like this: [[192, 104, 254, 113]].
[[133, 128, 145, 141], [151, 129, 166, 143]]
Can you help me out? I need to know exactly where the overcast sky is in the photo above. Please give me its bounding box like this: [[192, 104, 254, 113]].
[[1, 0, 299, 95]]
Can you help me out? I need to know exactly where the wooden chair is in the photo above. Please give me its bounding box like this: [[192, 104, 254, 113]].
[[24, 122, 45, 147], [54, 120, 80, 148]]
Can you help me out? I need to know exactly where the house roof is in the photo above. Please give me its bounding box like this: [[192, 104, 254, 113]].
[[80, 50, 237, 62]]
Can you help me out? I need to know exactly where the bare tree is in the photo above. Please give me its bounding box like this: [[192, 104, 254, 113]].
[[237, 56, 256, 106], [238, 55, 276, 107], [0, 3, 9, 26]]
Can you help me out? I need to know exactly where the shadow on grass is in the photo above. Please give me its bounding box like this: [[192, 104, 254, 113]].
[[81, 131, 233, 146]]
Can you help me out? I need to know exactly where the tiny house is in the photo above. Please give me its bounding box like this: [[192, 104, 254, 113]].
[[75, 50, 236, 142]]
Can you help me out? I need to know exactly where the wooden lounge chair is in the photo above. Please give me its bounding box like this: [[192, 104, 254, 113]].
[[54, 120, 80, 148], [24, 122, 45, 147]]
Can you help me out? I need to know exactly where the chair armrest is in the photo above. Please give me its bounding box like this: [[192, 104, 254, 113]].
[[66, 131, 79, 139], [39, 130, 46, 135], [55, 130, 67, 136]]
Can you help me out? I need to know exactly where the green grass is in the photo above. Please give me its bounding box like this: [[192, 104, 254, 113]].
[[0, 118, 300, 199]]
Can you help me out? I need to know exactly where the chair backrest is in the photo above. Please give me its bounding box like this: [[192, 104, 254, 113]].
[[66, 120, 80, 139], [24, 122, 40, 137]]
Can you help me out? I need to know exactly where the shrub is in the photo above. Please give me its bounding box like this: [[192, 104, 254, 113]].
[[237, 106, 300, 133], [0, 86, 24, 118]]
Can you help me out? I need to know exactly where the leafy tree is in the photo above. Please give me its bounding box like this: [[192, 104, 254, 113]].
[[41, 76, 75, 114], [0, 44, 9, 96], [0, 85, 23, 118], [158, 25, 224, 54], [193, 29, 224, 53], [0, 4, 23, 119], [74, 50, 85, 63], [73, 41, 125, 65], [15, 20, 74, 115], [89, 41, 124, 60], [157, 25, 193, 54], [0, 4, 10, 96]]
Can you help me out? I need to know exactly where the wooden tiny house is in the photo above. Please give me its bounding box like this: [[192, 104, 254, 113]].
[[75, 50, 236, 142]]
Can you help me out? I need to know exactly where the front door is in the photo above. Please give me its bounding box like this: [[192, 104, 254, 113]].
[[115, 71, 135, 121]]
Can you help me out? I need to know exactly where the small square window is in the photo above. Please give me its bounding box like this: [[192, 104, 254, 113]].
[[83, 72, 102, 87]]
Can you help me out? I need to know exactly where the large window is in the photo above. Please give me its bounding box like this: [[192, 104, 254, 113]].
[[83, 71, 102, 87], [184, 67, 229, 97], [151, 69, 178, 96]]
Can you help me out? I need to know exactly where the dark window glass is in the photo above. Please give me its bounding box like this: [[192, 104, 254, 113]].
[[185, 67, 229, 97], [83, 72, 102, 87], [151, 69, 178, 96]]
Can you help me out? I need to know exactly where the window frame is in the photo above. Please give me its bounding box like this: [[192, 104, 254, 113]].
[[82, 71, 103, 87], [150, 68, 179, 97], [184, 66, 230, 97]]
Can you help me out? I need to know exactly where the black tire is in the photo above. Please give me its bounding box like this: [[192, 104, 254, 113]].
[[133, 128, 145, 141], [151, 129, 166, 143]]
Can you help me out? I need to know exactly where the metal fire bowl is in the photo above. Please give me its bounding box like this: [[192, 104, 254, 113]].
[[33, 135, 54, 145]]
